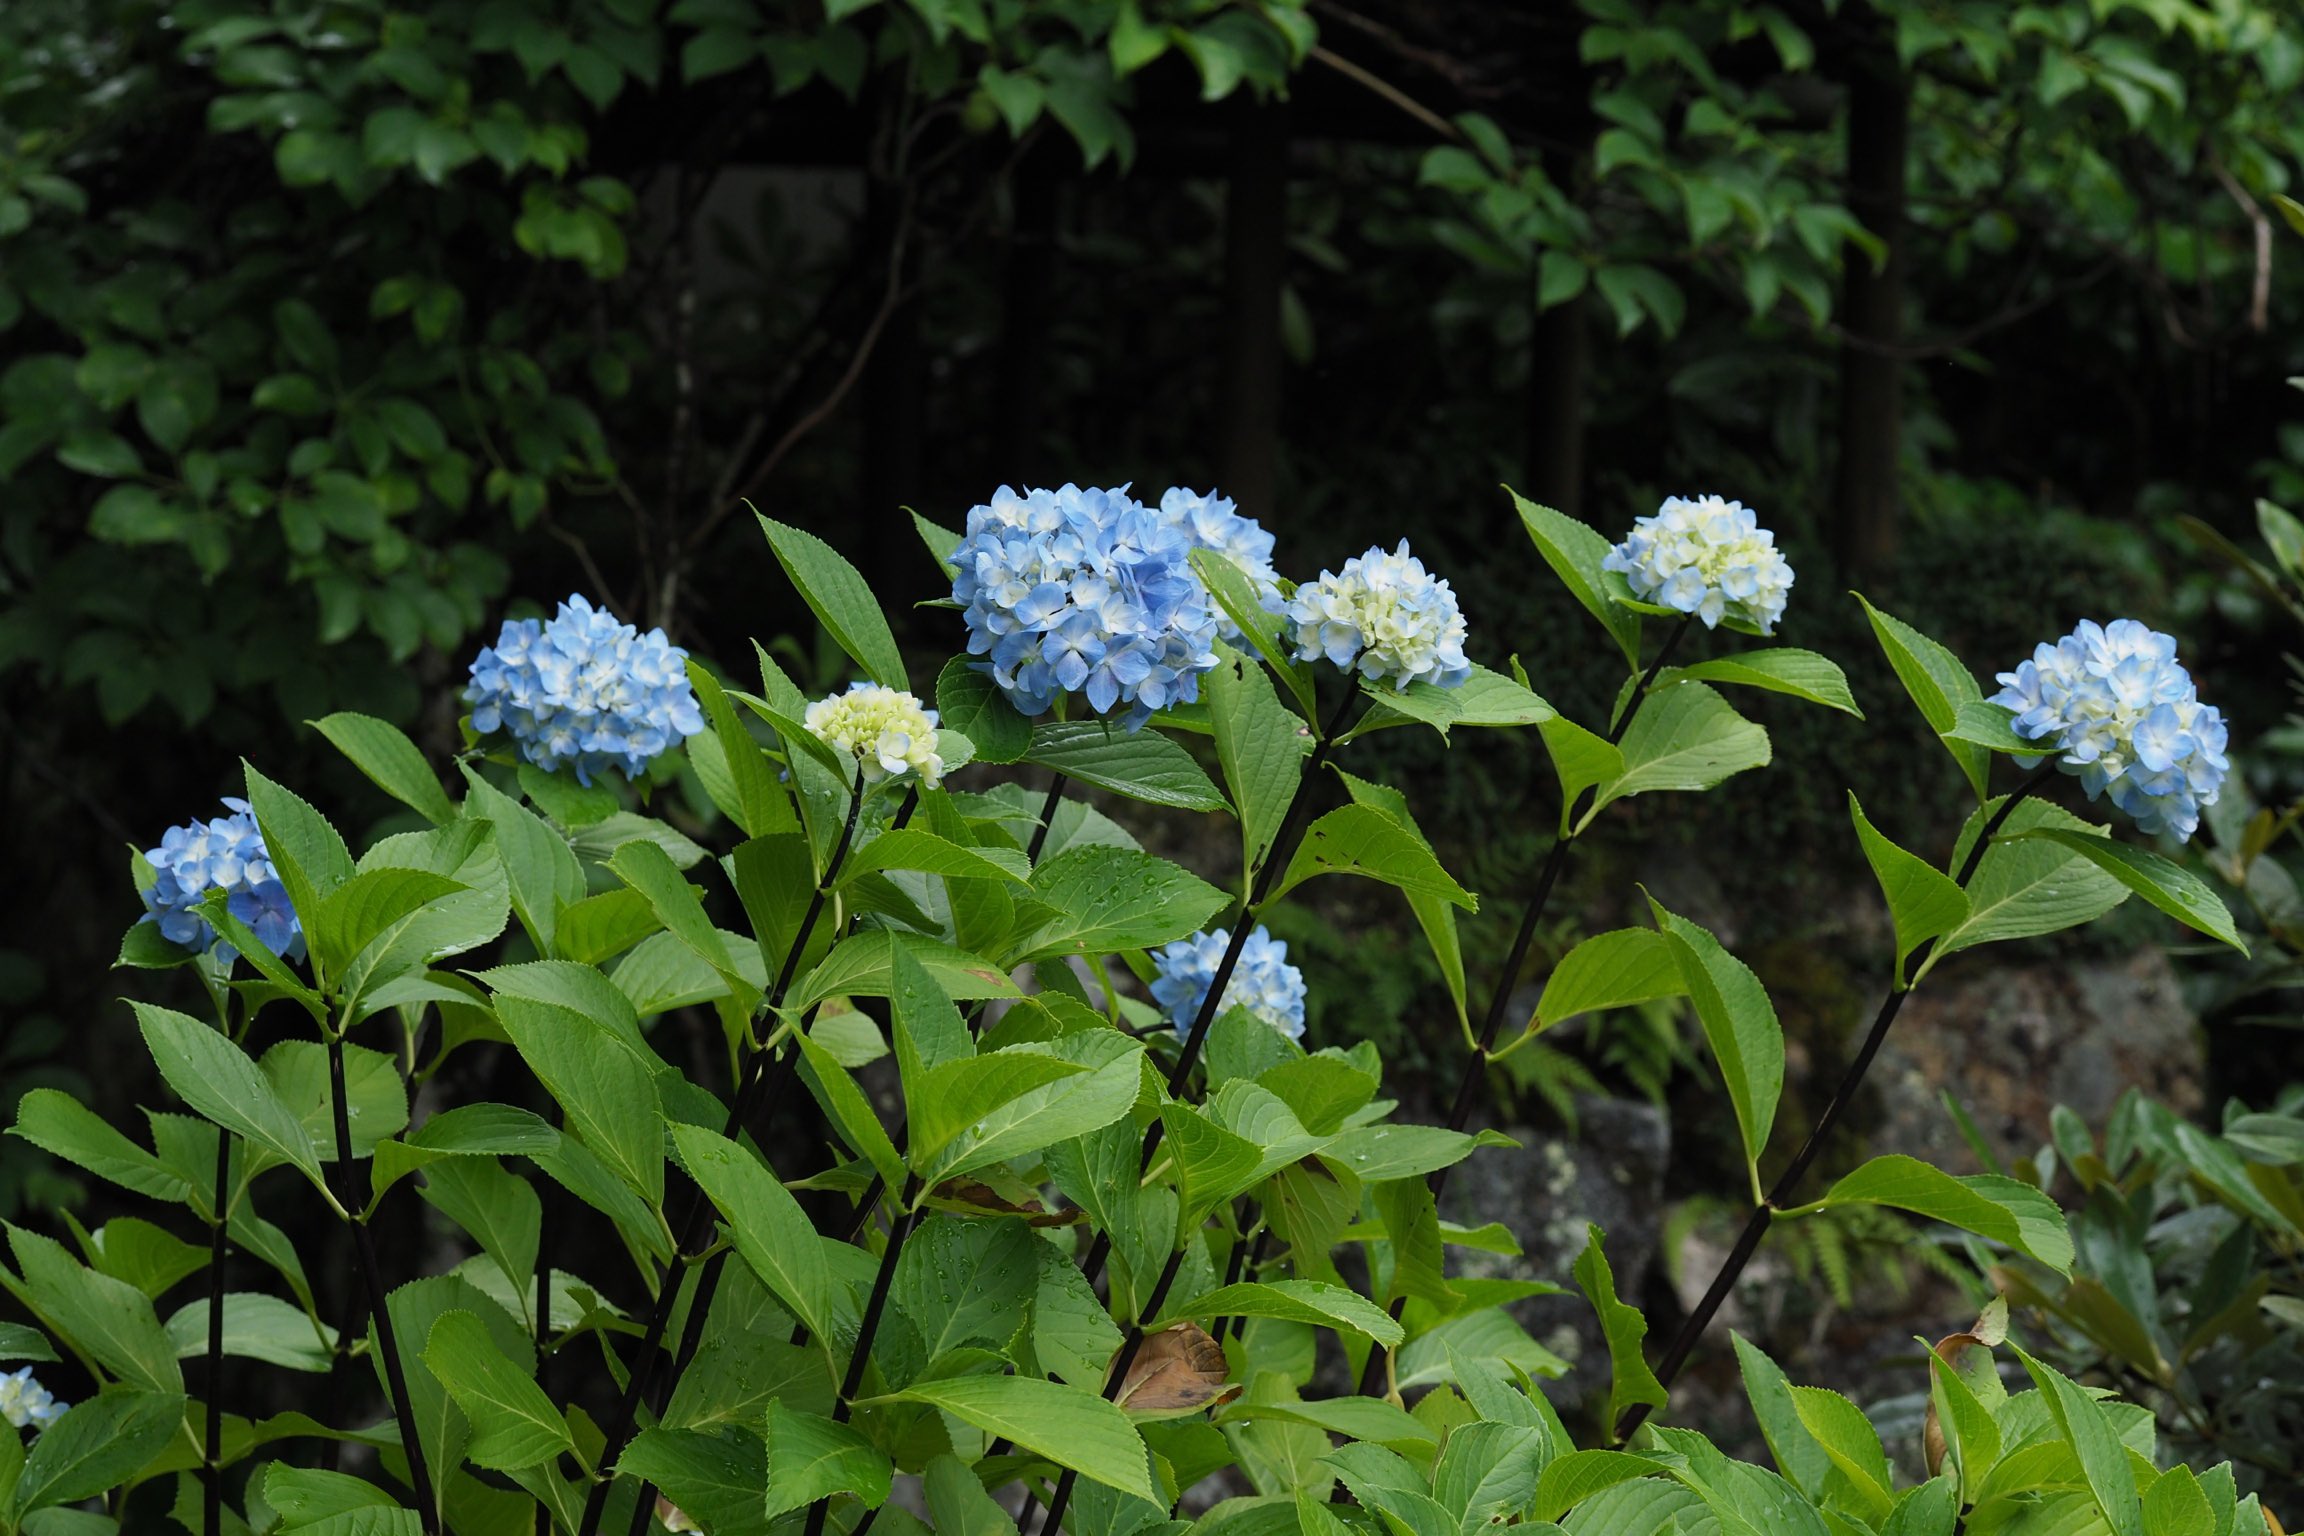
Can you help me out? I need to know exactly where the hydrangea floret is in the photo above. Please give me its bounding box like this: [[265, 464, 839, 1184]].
[[950, 483, 1221, 727], [1990, 618, 2228, 841], [0, 1366, 65, 1431], [804, 683, 947, 788], [1158, 486, 1284, 638], [139, 798, 304, 963], [1286, 540, 1471, 690], [1602, 494, 1794, 633], [1151, 925, 1307, 1040], [465, 595, 705, 785]]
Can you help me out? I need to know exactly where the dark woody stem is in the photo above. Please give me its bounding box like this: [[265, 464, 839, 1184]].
[[580, 770, 870, 1536], [532, 1126, 552, 1536], [1026, 772, 1068, 863], [1613, 758, 2059, 1443], [1071, 684, 1369, 1293], [329, 1027, 439, 1535], [800, 1175, 927, 1536], [1209, 1222, 1270, 1346], [1032, 1248, 1188, 1536], [1036, 685, 1366, 1536], [203, 1128, 230, 1536], [1357, 615, 1694, 1397]]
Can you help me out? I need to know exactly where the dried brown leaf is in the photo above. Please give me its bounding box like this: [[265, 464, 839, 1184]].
[[1114, 1322, 1238, 1418]]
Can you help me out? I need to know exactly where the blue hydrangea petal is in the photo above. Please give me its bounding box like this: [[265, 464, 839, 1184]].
[[951, 483, 1265, 728]]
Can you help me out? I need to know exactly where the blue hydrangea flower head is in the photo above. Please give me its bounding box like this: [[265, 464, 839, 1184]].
[[1151, 925, 1307, 1041], [804, 683, 946, 787], [950, 484, 1222, 728], [465, 595, 705, 785], [1602, 494, 1794, 633], [1286, 540, 1471, 690], [139, 798, 304, 963], [1990, 618, 2228, 842], [0, 1365, 66, 1430], [1157, 487, 1284, 639]]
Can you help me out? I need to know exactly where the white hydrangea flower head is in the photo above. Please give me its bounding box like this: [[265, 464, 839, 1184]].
[[1990, 618, 2228, 842], [804, 682, 946, 788], [0, 1366, 65, 1430], [1602, 494, 1794, 633], [1286, 540, 1471, 691]]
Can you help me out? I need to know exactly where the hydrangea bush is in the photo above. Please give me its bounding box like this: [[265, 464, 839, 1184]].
[[0, 500, 2275, 1536]]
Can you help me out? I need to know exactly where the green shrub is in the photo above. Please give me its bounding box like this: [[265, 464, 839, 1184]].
[[0, 494, 2271, 1536]]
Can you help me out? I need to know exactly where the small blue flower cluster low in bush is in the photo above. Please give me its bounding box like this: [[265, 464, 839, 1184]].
[[1151, 924, 1308, 1040], [464, 595, 704, 784], [138, 797, 303, 962], [1287, 540, 1472, 690], [1993, 618, 2229, 841]]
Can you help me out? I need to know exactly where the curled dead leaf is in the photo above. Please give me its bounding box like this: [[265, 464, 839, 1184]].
[[928, 1177, 1079, 1225], [655, 1495, 701, 1534], [1113, 1322, 1239, 1419], [1923, 1296, 2007, 1478], [2267, 1506, 2287, 1536]]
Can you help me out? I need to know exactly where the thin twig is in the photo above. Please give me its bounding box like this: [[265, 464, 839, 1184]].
[[1308, 46, 1462, 143], [2207, 150, 2273, 333], [1821, 258, 2116, 359], [682, 185, 916, 562]]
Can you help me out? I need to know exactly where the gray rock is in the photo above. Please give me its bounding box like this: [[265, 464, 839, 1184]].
[[1435, 1094, 1670, 1416], [1869, 945, 2201, 1173]]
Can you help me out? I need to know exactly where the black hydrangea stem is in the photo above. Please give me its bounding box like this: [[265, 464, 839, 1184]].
[[1026, 772, 1068, 863], [532, 1217, 551, 1536], [1022, 695, 1345, 1536], [620, 1033, 814, 1536], [801, 1175, 927, 1536], [1613, 757, 2060, 1443], [1355, 615, 1694, 1397], [1036, 686, 1365, 1536], [532, 1098, 560, 1536], [328, 1025, 439, 1534], [1209, 1220, 1270, 1346], [1030, 1247, 1189, 1536], [203, 1126, 231, 1536], [1070, 685, 1368, 1294], [577, 771, 869, 1536]]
